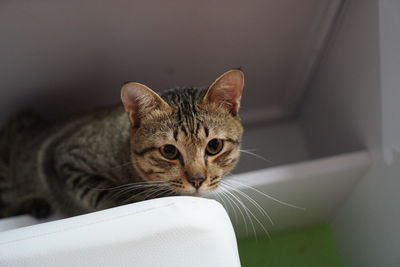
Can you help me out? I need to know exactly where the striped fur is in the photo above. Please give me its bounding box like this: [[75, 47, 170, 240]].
[[0, 70, 244, 218]]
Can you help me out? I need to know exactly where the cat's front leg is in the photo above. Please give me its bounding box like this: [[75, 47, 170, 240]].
[[57, 163, 119, 212], [70, 174, 115, 211]]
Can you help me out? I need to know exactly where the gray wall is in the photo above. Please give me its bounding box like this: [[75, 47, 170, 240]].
[[300, 0, 400, 265], [300, 0, 379, 159], [0, 0, 312, 176], [235, 120, 309, 173], [0, 0, 332, 126]]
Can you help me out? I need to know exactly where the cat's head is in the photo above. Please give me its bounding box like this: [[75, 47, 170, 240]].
[[121, 70, 244, 195]]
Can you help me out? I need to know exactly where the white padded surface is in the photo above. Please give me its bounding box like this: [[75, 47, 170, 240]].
[[0, 197, 240, 267]]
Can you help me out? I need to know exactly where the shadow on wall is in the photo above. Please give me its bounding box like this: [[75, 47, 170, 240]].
[[0, 0, 336, 128], [19, 78, 122, 122], [0, 68, 124, 126]]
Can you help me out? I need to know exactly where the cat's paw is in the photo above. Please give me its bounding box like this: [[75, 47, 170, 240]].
[[29, 198, 53, 219]]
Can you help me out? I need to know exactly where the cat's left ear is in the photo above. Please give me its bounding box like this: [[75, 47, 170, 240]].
[[121, 82, 171, 126], [202, 70, 244, 116]]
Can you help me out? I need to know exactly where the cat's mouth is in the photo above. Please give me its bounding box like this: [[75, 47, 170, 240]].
[[159, 175, 223, 198]]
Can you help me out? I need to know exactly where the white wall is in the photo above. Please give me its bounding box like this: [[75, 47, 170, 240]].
[[300, 0, 400, 265]]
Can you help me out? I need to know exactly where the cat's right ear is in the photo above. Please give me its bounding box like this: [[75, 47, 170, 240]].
[[121, 82, 171, 126], [202, 70, 244, 116]]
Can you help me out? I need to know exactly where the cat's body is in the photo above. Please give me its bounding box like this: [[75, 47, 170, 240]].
[[0, 70, 244, 218], [0, 106, 133, 217]]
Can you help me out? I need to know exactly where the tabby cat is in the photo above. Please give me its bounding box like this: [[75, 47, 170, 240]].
[[0, 70, 244, 218]]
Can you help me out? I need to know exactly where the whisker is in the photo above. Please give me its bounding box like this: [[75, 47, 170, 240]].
[[213, 192, 228, 212], [110, 182, 167, 201], [227, 179, 305, 210], [222, 184, 270, 239], [219, 185, 249, 237], [97, 184, 156, 199], [222, 181, 274, 226], [220, 189, 239, 225], [120, 186, 162, 203], [142, 186, 171, 200], [153, 187, 175, 199], [215, 188, 239, 225], [94, 180, 168, 191], [221, 184, 259, 240], [239, 149, 272, 163]]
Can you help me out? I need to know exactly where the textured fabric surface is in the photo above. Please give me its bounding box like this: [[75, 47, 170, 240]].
[[0, 197, 240, 267]]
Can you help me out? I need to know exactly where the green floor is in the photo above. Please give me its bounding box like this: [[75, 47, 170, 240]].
[[238, 224, 341, 267]]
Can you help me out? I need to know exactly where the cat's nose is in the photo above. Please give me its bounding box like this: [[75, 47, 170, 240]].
[[188, 176, 205, 190]]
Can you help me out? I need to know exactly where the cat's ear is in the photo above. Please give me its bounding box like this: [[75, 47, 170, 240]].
[[121, 82, 171, 126], [202, 70, 244, 116]]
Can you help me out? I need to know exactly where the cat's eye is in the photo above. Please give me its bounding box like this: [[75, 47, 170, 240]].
[[206, 139, 224, 155], [160, 144, 179, 160]]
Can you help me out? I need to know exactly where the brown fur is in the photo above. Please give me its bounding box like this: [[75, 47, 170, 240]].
[[0, 70, 244, 218]]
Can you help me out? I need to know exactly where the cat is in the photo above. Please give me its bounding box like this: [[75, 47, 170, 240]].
[[0, 70, 244, 218]]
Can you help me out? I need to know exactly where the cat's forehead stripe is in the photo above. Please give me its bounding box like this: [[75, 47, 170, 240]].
[[162, 87, 206, 139], [204, 127, 209, 138], [173, 129, 178, 141], [180, 125, 188, 136]]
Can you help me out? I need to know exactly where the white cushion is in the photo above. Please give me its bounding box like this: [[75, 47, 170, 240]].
[[0, 196, 241, 267]]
